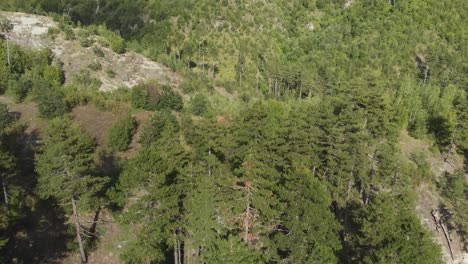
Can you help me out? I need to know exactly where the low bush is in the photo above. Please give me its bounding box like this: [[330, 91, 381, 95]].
[[96, 25, 126, 54], [157, 86, 183, 111], [189, 93, 210, 116], [7, 76, 32, 102], [88, 61, 102, 71], [37, 90, 69, 118], [93, 46, 105, 57], [139, 110, 179, 145], [106, 115, 137, 152]]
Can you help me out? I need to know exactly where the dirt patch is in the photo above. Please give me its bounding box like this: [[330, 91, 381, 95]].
[[400, 130, 467, 263], [61, 210, 129, 264], [1, 11, 181, 92], [399, 130, 464, 177], [416, 183, 467, 264], [0, 95, 45, 135], [71, 105, 125, 146], [117, 110, 153, 159]]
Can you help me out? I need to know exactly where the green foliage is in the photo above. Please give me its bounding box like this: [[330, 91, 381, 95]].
[[88, 60, 102, 71], [130, 83, 152, 110], [106, 115, 137, 152], [157, 86, 183, 111], [438, 170, 468, 239], [278, 172, 342, 263], [350, 193, 442, 263], [92, 46, 105, 57], [139, 110, 179, 145], [95, 25, 126, 54], [179, 71, 214, 93], [203, 235, 263, 264], [47, 26, 60, 37], [2, 1, 467, 262], [130, 83, 183, 111], [43, 64, 64, 86], [106, 69, 115, 78], [0, 104, 13, 131], [7, 75, 31, 102], [0, 103, 40, 263], [189, 94, 210, 116], [34, 83, 69, 119], [63, 26, 75, 40], [36, 117, 108, 206]]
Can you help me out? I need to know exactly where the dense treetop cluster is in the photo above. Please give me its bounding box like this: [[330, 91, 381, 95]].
[[0, 0, 466, 263]]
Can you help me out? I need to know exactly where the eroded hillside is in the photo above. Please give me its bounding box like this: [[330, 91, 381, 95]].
[[1, 11, 179, 91]]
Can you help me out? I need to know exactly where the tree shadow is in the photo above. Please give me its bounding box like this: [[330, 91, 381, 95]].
[[8, 199, 74, 264], [5, 126, 75, 263], [83, 209, 101, 253]]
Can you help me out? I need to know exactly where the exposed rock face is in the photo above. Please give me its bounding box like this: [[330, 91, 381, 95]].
[[1, 11, 55, 48], [0, 11, 179, 91]]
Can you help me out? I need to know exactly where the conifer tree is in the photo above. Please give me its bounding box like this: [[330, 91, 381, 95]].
[[277, 172, 342, 263], [350, 193, 442, 263], [36, 117, 108, 263]]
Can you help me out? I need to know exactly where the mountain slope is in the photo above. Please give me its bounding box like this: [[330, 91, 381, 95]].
[[1, 11, 179, 91]]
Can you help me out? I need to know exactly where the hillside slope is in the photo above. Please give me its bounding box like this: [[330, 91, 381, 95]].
[[1, 11, 179, 91]]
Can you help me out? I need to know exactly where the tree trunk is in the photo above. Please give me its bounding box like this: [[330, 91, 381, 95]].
[[256, 70, 259, 93], [445, 120, 458, 162], [72, 195, 87, 263], [208, 147, 212, 177], [243, 186, 252, 242], [298, 80, 302, 99], [6, 36, 10, 66], [239, 67, 242, 88], [174, 234, 182, 264], [202, 52, 205, 73], [177, 238, 182, 264], [2, 178, 8, 205], [439, 218, 454, 260], [95, 0, 100, 16]]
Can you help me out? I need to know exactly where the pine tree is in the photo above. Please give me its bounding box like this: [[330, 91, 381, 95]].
[[350, 193, 442, 263], [36, 117, 108, 263], [277, 172, 342, 263], [117, 132, 188, 263]]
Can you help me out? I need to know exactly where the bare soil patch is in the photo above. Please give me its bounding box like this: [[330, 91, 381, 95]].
[[0, 95, 45, 135], [416, 183, 466, 264], [400, 130, 467, 263], [71, 105, 125, 146]]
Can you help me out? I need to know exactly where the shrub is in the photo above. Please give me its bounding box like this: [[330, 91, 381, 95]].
[[33, 82, 69, 118], [180, 71, 213, 93], [157, 86, 183, 111], [0, 103, 13, 131], [63, 26, 75, 40], [189, 94, 210, 116], [106, 115, 137, 152], [106, 69, 116, 78], [80, 38, 93, 47], [88, 60, 102, 71], [130, 84, 150, 110], [0, 64, 12, 93], [96, 25, 126, 54], [76, 29, 92, 47], [72, 71, 102, 89], [139, 110, 179, 145], [47, 27, 60, 37], [7, 76, 32, 102], [43, 65, 64, 86], [93, 46, 105, 57]]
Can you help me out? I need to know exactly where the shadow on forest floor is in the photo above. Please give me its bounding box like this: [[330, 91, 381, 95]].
[[9, 199, 73, 264]]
